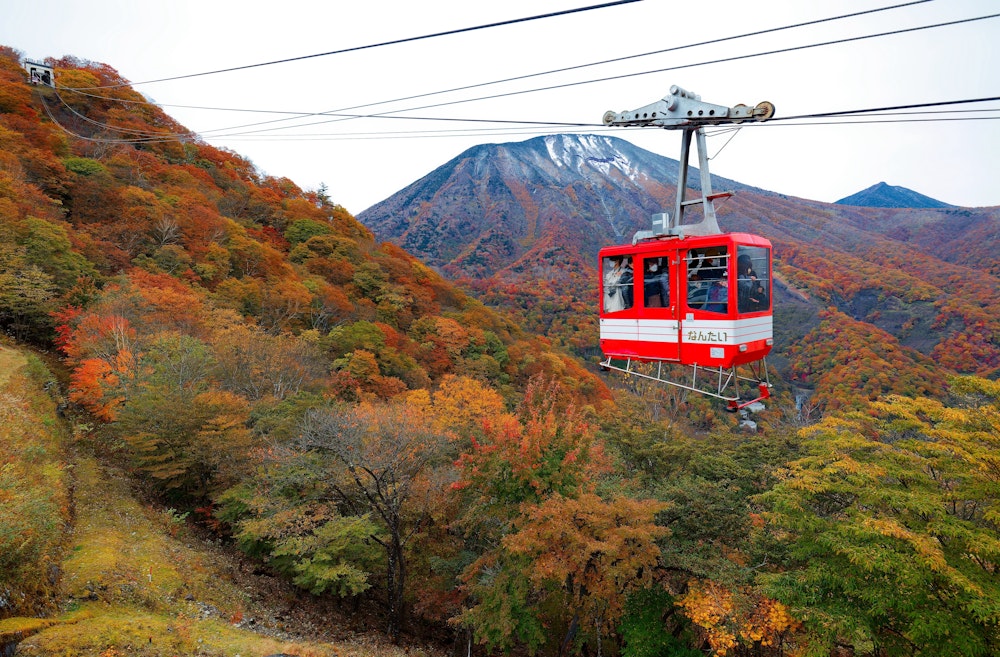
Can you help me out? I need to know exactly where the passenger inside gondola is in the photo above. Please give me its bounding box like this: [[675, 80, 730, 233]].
[[644, 257, 668, 307], [687, 248, 728, 310], [603, 255, 635, 313], [736, 249, 771, 313], [737, 252, 768, 312], [705, 273, 728, 313], [620, 258, 634, 308]]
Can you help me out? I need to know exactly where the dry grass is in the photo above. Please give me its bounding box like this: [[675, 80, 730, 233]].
[[0, 344, 25, 386], [13, 452, 342, 656], [0, 347, 69, 614]]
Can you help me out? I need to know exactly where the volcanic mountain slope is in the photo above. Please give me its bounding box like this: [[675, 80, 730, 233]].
[[360, 134, 763, 280], [835, 181, 955, 209], [360, 134, 1000, 405]]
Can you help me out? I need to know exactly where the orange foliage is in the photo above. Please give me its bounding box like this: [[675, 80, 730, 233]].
[[128, 269, 206, 335], [68, 357, 121, 421], [455, 377, 610, 502], [676, 580, 801, 656], [427, 374, 507, 440], [503, 492, 668, 629], [787, 309, 947, 411]]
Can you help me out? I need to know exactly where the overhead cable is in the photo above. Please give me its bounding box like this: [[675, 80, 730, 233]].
[[36, 91, 175, 143], [203, 11, 1000, 139], [205, 115, 1000, 145], [205, 100, 1000, 143], [53, 90, 192, 139], [184, 0, 943, 137], [343, 12, 1000, 124], [776, 97, 1000, 121], [62, 0, 643, 91], [56, 0, 937, 137], [41, 83, 1000, 145]]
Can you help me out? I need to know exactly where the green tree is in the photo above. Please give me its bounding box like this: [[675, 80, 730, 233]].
[[284, 217, 333, 245], [619, 588, 701, 657], [116, 333, 255, 499], [221, 473, 382, 599], [294, 400, 451, 643], [757, 377, 1000, 656], [0, 249, 56, 341]]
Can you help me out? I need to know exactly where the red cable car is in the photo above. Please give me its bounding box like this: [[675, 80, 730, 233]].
[[598, 86, 776, 410]]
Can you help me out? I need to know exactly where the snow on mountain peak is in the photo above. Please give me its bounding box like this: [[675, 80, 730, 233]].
[[543, 134, 644, 183]]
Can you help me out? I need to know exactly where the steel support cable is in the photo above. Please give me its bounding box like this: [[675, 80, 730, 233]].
[[772, 96, 1000, 121], [215, 107, 1000, 138], [207, 113, 1000, 144], [203, 95, 1000, 141], [173, 0, 944, 136], [39, 80, 1000, 145], [53, 91, 1000, 145], [56, 0, 938, 136], [53, 89, 194, 139], [204, 11, 1000, 139], [36, 91, 175, 143], [745, 115, 1000, 127], [48, 88, 1000, 143], [61, 0, 642, 91], [38, 111, 1000, 146]]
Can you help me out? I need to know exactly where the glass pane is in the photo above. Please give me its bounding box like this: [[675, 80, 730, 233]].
[[687, 247, 729, 313], [642, 257, 669, 308], [736, 246, 770, 313], [603, 255, 634, 313]]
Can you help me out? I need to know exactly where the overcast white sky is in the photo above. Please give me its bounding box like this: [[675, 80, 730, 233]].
[[4, 0, 998, 214]]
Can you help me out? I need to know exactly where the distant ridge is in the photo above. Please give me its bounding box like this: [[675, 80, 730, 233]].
[[835, 182, 954, 209]]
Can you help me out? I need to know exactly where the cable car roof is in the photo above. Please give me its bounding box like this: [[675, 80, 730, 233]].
[[599, 232, 771, 257]]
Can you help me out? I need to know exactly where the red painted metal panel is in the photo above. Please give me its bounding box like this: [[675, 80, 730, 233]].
[[599, 233, 772, 369]]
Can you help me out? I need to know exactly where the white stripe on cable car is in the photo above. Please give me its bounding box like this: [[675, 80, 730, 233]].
[[601, 317, 771, 345], [600, 318, 679, 343]]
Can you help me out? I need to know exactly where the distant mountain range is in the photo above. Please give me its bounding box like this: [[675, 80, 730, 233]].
[[359, 134, 1000, 400], [835, 181, 954, 209]]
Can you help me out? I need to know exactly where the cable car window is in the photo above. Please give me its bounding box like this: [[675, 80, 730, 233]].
[[737, 246, 770, 313], [686, 248, 728, 313], [603, 255, 634, 313], [643, 257, 669, 308]]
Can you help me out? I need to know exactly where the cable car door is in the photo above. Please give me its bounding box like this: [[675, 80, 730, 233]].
[[639, 255, 679, 361]]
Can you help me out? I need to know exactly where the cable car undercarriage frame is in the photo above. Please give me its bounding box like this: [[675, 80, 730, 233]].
[[600, 355, 772, 412]]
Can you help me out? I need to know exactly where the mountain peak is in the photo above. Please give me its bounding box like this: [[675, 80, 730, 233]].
[[835, 182, 953, 209]]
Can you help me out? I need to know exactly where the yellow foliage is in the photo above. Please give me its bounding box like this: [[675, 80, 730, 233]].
[[677, 580, 801, 656], [428, 374, 507, 439]]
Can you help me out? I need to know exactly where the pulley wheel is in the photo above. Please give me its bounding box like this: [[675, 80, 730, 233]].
[[754, 101, 775, 121]]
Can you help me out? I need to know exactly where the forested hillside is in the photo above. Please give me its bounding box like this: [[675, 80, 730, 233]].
[[4, 48, 1000, 657]]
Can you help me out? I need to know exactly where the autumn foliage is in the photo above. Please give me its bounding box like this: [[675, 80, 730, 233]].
[[5, 43, 1000, 657]]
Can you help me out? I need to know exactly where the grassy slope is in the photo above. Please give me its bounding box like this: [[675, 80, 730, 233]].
[[0, 344, 443, 657]]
